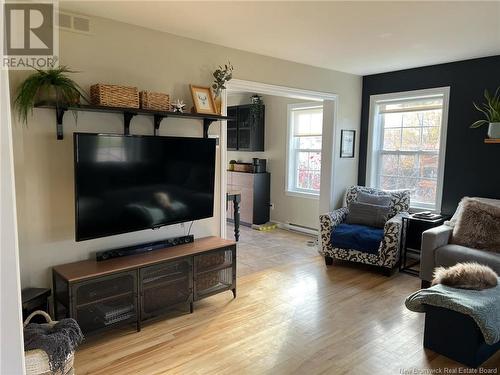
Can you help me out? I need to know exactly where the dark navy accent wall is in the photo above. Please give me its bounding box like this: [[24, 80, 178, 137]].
[[358, 56, 500, 215]]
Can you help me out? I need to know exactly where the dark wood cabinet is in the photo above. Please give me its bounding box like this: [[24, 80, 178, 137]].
[[227, 171, 270, 225], [227, 105, 265, 151], [53, 237, 236, 335]]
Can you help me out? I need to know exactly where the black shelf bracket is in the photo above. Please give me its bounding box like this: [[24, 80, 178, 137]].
[[123, 112, 137, 135], [153, 114, 166, 136], [55, 107, 67, 140], [203, 119, 215, 138]]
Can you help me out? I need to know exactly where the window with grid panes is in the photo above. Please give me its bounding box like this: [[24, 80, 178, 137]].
[[287, 103, 323, 197]]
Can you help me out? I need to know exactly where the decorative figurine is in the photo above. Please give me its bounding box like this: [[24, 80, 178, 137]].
[[171, 99, 186, 113]]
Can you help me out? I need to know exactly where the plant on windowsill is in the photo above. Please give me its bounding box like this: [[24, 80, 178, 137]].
[[15, 66, 88, 125], [470, 87, 500, 139]]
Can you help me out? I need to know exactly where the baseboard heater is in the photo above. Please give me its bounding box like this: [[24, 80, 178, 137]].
[[278, 222, 318, 236]]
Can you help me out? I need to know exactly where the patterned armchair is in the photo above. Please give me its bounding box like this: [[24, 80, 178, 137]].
[[319, 185, 410, 272]]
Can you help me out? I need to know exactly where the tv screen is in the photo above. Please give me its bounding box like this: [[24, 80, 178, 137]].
[[74, 133, 216, 241]]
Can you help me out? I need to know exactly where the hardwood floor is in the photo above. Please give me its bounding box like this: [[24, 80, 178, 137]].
[[75, 228, 500, 374]]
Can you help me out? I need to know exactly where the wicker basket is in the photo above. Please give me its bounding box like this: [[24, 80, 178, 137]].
[[90, 84, 139, 108], [140, 91, 170, 111], [24, 311, 75, 375]]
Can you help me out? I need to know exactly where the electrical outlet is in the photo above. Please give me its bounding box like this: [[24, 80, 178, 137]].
[[270, 203, 275, 210]]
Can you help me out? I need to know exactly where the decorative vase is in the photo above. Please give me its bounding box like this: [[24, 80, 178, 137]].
[[214, 96, 222, 114], [487, 122, 500, 139]]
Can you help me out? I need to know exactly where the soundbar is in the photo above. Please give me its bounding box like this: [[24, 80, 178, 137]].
[[96, 235, 195, 261]]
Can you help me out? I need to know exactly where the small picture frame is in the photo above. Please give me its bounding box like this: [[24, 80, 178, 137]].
[[340, 130, 355, 158], [190, 85, 217, 115]]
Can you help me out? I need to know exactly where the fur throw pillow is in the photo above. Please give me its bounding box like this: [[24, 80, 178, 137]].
[[451, 197, 500, 252], [432, 262, 498, 290]]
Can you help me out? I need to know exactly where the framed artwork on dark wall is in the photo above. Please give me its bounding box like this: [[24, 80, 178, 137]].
[[340, 130, 355, 158]]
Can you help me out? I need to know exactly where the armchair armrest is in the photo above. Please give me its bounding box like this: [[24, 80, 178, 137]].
[[318, 207, 349, 255], [378, 212, 407, 267], [420, 225, 453, 282]]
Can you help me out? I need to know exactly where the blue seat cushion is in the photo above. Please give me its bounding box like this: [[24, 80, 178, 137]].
[[331, 223, 384, 255]]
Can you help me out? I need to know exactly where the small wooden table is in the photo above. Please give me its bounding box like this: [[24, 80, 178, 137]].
[[227, 190, 241, 241]]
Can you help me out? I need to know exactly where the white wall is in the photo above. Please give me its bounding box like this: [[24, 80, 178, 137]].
[[9, 12, 361, 288], [1, 5, 26, 368], [227, 93, 321, 229]]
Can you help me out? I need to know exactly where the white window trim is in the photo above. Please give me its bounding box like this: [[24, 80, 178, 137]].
[[285, 102, 323, 199], [365, 87, 450, 212]]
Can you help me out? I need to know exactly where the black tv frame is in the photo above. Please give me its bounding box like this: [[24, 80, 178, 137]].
[[73, 132, 216, 241]]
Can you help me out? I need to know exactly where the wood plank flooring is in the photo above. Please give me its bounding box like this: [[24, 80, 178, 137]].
[[74, 227, 500, 374]]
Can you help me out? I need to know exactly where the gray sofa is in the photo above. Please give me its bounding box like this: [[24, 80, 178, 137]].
[[420, 225, 500, 287]]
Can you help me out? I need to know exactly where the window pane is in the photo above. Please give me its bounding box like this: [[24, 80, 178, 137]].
[[423, 110, 442, 127], [414, 179, 437, 204], [380, 176, 398, 190], [398, 177, 418, 191], [298, 136, 322, 150], [402, 112, 423, 127], [308, 152, 321, 171], [298, 151, 309, 170], [383, 113, 402, 128], [422, 127, 440, 150], [419, 154, 438, 179], [381, 154, 398, 176], [401, 128, 421, 150], [383, 128, 401, 150], [297, 170, 312, 190], [399, 154, 418, 177], [311, 171, 321, 191]]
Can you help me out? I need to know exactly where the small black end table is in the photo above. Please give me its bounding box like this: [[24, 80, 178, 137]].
[[399, 215, 446, 276], [22, 287, 51, 322]]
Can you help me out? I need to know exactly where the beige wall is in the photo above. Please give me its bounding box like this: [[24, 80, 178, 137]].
[[227, 94, 320, 229], [9, 12, 361, 287]]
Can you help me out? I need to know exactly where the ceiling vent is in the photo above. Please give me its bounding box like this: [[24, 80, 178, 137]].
[[57, 12, 92, 34]]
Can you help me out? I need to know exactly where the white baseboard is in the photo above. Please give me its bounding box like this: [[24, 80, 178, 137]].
[[274, 222, 318, 237]]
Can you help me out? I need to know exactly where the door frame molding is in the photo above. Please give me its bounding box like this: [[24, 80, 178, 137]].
[[219, 79, 338, 238]]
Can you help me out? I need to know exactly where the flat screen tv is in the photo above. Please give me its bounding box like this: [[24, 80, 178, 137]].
[[74, 133, 216, 241]]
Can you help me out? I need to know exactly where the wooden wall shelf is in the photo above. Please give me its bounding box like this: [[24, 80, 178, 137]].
[[34, 102, 233, 140], [484, 138, 500, 144]]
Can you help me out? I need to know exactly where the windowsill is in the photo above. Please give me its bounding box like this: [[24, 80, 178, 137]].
[[285, 190, 320, 200]]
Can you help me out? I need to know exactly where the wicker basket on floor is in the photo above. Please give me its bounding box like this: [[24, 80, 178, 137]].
[[24, 311, 75, 375], [90, 83, 139, 108], [140, 91, 170, 111]]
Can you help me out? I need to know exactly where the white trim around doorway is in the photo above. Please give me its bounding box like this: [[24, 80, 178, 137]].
[[219, 79, 338, 239]]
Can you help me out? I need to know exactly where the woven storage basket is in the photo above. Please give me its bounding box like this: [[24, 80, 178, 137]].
[[140, 91, 170, 111], [24, 311, 75, 375], [90, 84, 139, 108]]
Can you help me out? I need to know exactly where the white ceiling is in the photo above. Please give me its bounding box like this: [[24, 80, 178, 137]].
[[61, 1, 500, 75]]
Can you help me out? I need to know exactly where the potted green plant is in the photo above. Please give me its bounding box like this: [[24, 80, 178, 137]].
[[470, 87, 500, 139], [15, 66, 87, 124]]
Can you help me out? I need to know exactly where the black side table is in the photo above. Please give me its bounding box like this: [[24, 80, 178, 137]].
[[399, 215, 446, 276], [22, 287, 51, 322]]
